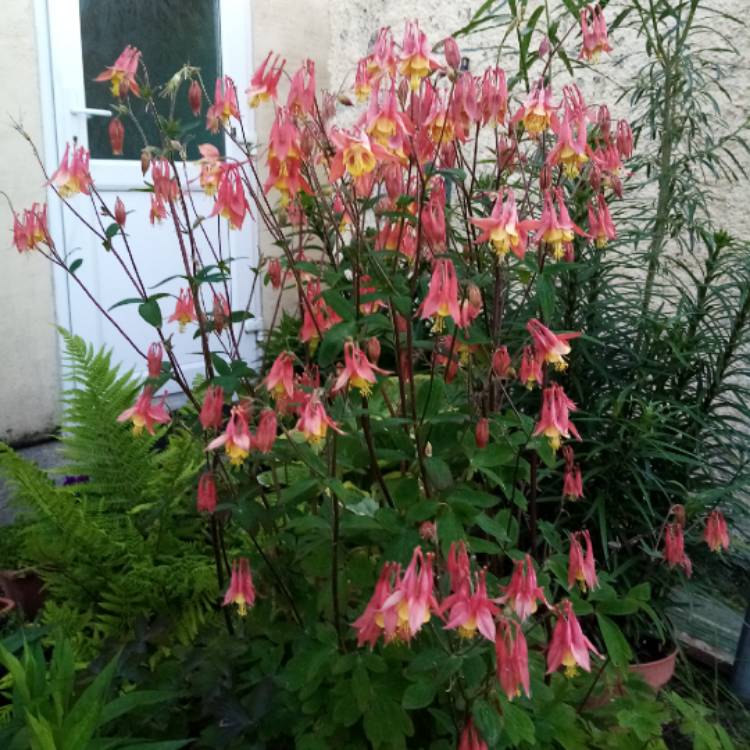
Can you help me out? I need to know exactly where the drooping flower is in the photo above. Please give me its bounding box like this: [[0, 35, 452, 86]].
[[114, 197, 127, 227], [399, 20, 440, 91], [663, 522, 692, 577], [446, 541, 471, 597], [518, 346, 543, 389], [212, 293, 230, 333], [533, 383, 581, 452], [146, 342, 163, 379], [254, 409, 278, 453], [443, 36, 461, 69], [299, 278, 342, 349], [333, 341, 391, 397], [495, 618, 531, 701], [562, 446, 584, 501], [188, 79, 202, 116], [471, 190, 533, 259], [459, 720, 488, 750], [328, 128, 381, 182], [579, 4, 613, 62], [419, 521, 438, 543], [117, 386, 171, 435], [94, 45, 141, 97], [197, 143, 222, 196], [149, 195, 167, 224], [267, 257, 282, 289], [380, 546, 439, 641], [363, 82, 412, 161], [535, 189, 587, 261], [265, 352, 296, 401], [421, 178, 447, 252], [443, 569, 499, 641], [199, 385, 225, 430], [475, 418, 490, 449], [704, 510, 730, 553], [616, 119, 634, 160], [353, 562, 398, 648], [568, 530, 598, 592], [548, 111, 589, 178], [295, 391, 343, 444], [206, 76, 240, 133], [526, 318, 580, 371], [420, 259, 461, 332], [223, 558, 256, 616], [588, 193, 617, 248], [12, 203, 49, 252], [168, 288, 197, 331], [108, 118, 125, 156], [492, 346, 514, 379], [197, 471, 217, 513], [547, 599, 602, 677], [500, 555, 546, 621], [48, 144, 92, 197], [211, 165, 251, 229], [246, 51, 285, 107], [513, 82, 557, 136], [151, 158, 178, 202], [480, 66, 508, 126], [287, 59, 316, 117], [450, 72, 481, 142], [207, 405, 253, 465]]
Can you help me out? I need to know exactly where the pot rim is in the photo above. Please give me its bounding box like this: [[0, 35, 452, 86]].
[[631, 648, 678, 669], [0, 596, 16, 615]]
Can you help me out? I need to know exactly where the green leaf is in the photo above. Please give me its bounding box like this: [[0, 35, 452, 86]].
[[503, 702, 536, 746], [318, 321, 356, 368], [105, 222, 120, 239], [596, 613, 632, 667], [138, 299, 162, 328], [561, 0, 581, 18], [425, 457, 453, 490], [472, 698, 502, 746], [100, 690, 176, 725], [69, 258, 83, 274], [402, 679, 437, 710], [536, 272, 556, 321]]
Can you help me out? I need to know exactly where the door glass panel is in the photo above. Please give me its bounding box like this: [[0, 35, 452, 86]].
[[79, 0, 223, 160]]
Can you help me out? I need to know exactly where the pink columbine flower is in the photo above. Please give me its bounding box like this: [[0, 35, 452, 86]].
[[197, 471, 218, 513], [526, 318, 580, 371], [295, 391, 343, 444], [450, 72, 481, 142], [420, 259, 461, 332], [399, 20, 440, 91], [446, 541, 471, 597], [568, 530, 598, 592], [536, 189, 587, 261], [149, 195, 167, 224], [513, 82, 557, 136], [495, 618, 531, 701], [146, 342, 163, 379], [199, 385, 225, 430], [419, 521, 438, 543], [188, 79, 202, 116], [704, 510, 730, 552], [663, 522, 692, 577], [500, 555, 546, 621], [547, 600, 602, 677], [333, 341, 390, 397], [579, 4, 613, 62], [353, 561, 398, 648], [267, 258, 282, 289], [94, 45, 141, 97], [328, 128, 383, 183], [265, 352, 296, 401], [533, 383, 581, 453], [49, 144, 92, 197], [212, 293, 230, 334], [108, 118, 125, 156], [246, 51, 285, 108], [588, 193, 617, 248], [471, 190, 533, 260], [211, 165, 250, 230], [548, 111, 589, 178], [363, 83, 412, 161], [151, 158, 178, 202], [421, 177, 447, 252], [206, 76, 240, 134], [616, 120, 634, 160], [254, 409, 277, 454], [518, 346, 543, 389], [562, 446, 584, 501], [168, 288, 197, 332], [480, 66, 508, 126], [443, 569, 499, 641], [492, 346, 514, 379], [208, 405, 253, 465], [380, 546, 439, 642], [197, 143, 222, 196], [475, 418, 490, 449], [114, 197, 127, 227], [117, 386, 170, 436], [299, 279, 342, 348], [12, 203, 48, 253], [223, 558, 256, 616], [459, 720, 488, 750], [287, 59, 316, 116]]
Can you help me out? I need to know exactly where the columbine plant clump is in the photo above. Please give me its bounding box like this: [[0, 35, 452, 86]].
[[9, 4, 735, 747]]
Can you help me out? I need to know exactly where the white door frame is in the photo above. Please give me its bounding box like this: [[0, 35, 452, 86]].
[[33, 0, 262, 388]]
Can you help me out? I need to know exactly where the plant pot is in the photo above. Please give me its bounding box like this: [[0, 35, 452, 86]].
[[629, 649, 677, 691], [0, 596, 15, 620], [0, 569, 45, 620]]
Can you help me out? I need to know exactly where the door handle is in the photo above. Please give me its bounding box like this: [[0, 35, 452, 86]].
[[71, 107, 112, 118]]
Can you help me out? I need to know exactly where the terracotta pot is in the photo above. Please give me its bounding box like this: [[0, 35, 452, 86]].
[[0, 569, 45, 620], [629, 649, 677, 691], [0, 596, 15, 619]]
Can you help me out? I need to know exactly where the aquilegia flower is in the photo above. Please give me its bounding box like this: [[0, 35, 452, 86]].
[[117, 387, 170, 436], [223, 558, 256, 616], [567, 530, 598, 592], [547, 599, 601, 677], [703, 510, 730, 552]]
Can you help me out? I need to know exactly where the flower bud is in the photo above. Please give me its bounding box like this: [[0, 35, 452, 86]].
[[492, 346, 512, 379], [467, 283, 482, 311], [538, 36, 551, 58], [366, 336, 381, 364], [475, 417, 489, 449], [108, 118, 124, 156], [267, 258, 282, 289], [419, 521, 438, 543], [140, 149, 151, 176], [197, 471, 217, 513], [539, 164, 552, 192], [188, 79, 202, 116], [254, 409, 277, 453], [114, 197, 127, 227], [597, 105, 611, 139], [443, 36, 461, 69], [147, 342, 163, 378], [616, 120, 633, 159]]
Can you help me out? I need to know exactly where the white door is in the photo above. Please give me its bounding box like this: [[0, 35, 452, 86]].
[[41, 0, 260, 389]]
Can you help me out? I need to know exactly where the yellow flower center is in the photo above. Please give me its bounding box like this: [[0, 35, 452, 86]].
[[344, 145, 377, 177]]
